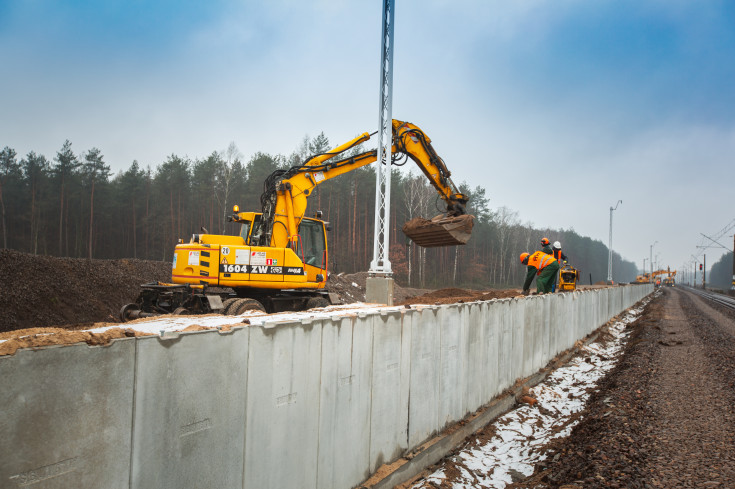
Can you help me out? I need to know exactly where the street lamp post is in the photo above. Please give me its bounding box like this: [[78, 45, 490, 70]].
[[607, 200, 622, 284], [650, 241, 658, 284]]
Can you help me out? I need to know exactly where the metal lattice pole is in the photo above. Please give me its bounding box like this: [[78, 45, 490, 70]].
[[370, 0, 395, 275], [607, 200, 621, 283]]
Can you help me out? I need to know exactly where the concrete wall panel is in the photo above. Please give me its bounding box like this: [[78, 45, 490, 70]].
[[565, 293, 577, 352], [496, 300, 513, 392], [408, 307, 442, 448], [244, 319, 323, 489], [439, 305, 464, 428], [522, 297, 538, 377], [370, 310, 411, 472], [0, 340, 135, 489], [510, 299, 525, 384], [482, 302, 500, 405], [584, 291, 596, 336], [317, 314, 374, 489], [534, 294, 558, 371], [131, 328, 249, 489], [463, 302, 487, 414]]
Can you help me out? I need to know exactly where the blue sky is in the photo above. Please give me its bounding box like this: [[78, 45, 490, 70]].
[[2, 0, 734, 277]]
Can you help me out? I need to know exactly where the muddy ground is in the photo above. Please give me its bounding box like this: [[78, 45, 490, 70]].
[[0, 249, 519, 335]]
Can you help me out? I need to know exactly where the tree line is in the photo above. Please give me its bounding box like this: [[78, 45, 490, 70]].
[[707, 251, 734, 291], [0, 136, 639, 288]]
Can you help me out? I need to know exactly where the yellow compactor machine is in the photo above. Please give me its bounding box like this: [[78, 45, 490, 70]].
[[558, 263, 580, 291], [121, 119, 474, 320]]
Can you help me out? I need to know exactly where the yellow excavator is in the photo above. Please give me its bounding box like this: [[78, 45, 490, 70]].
[[121, 119, 474, 320], [662, 269, 676, 287], [636, 268, 674, 287]]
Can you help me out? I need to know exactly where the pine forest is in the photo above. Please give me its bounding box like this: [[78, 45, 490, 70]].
[[0, 136, 640, 289]]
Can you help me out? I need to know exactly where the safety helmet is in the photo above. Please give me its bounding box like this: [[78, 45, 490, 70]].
[[553, 241, 561, 249], [520, 252, 530, 263], [541, 237, 549, 245]]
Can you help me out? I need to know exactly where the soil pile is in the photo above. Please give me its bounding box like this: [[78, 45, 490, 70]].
[[0, 249, 516, 334], [0, 249, 172, 333], [327, 271, 433, 304], [396, 287, 520, 305]]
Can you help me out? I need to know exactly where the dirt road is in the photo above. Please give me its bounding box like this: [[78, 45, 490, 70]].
[[510, 287, 735, 488]]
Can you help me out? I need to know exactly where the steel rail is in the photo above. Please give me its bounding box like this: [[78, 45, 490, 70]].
[[681, 285, 735, 311]]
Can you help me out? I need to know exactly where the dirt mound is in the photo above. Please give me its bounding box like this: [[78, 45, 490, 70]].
[[0, 327, 152, 356], [0, 249, 516, 334], [326, 271, 432, 303], [396, 287, 520, 305], [0, 249, 172, 332]]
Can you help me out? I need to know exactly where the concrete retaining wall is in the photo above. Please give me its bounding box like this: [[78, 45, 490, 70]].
[[0, 285, 653, 489]]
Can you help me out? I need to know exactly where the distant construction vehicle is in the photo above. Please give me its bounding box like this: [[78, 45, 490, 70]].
[[121, 119, 474, 321], [636, 268, 675, 285], [663, 270, 676, 287]]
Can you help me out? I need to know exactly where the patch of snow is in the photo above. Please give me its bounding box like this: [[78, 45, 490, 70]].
[[81, 302, 406, 336]]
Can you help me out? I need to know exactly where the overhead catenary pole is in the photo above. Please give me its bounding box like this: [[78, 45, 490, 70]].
[[650, 241, 657, 284], [607, 200, 622, 283], [732, 234, 735, 290], [703, 254, 706, 289], [691, 254, 699, 289], [369, 0, 395, 276]]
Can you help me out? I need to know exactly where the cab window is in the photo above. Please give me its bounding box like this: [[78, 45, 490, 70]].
[[245, 214, 264, 246], [239, 222, 251, 241], [298, 219, 325, 267]]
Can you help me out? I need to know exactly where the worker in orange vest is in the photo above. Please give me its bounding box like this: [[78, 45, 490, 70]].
[[552, 241, 567, 263], [540, 237, 553, 255], [520, 251, 560, 295], [551, 241, 567, 292]]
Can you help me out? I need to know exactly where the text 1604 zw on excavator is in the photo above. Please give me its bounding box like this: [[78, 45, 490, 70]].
[[120, 119, 474, 321]]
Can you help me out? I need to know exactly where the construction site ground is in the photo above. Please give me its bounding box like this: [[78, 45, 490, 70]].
[[500, 287, 735, 489], [0, 249, 519, 340]]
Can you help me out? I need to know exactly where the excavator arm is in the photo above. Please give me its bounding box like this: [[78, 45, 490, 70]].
[[260, 119, 472, 249]]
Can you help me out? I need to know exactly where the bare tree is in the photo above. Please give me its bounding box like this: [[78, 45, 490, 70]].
[[216, 142, 242, 234], [493, 206, 520, 285], [403, 170, 435, 287]]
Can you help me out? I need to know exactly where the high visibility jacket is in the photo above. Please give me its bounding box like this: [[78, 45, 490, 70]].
[[527, 251, 557, 272], [553, 249, 567, 261]]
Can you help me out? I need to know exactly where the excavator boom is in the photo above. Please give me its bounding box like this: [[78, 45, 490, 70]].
[[261, 119, 473, 249]]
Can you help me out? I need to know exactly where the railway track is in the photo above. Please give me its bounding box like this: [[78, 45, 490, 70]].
[[681, 285, 735, 310]]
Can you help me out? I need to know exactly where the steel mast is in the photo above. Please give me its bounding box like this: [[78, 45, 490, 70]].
[[369, 0, 395, 276]]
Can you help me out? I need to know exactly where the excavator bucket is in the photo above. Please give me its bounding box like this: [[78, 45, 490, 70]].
[[402, 214, 474, 248]]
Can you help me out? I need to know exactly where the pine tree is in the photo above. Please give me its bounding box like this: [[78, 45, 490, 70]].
[[0, 146, 21, 249], [53, 140, 80, 255], [82, 148, 110, 259]]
